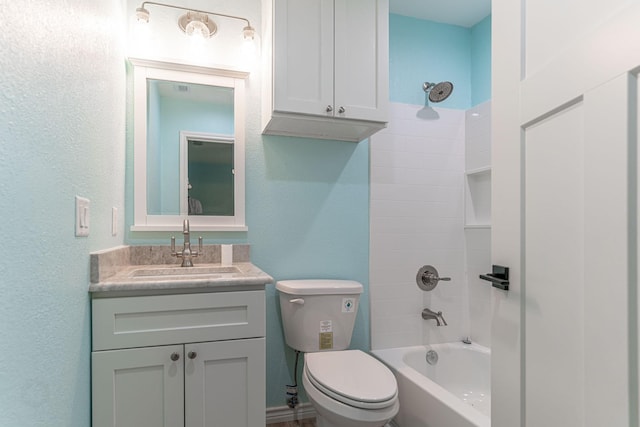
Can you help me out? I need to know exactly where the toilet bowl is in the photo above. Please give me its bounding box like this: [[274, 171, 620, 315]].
[[302, 350, 399, 427], [276, 280, 399, 427]]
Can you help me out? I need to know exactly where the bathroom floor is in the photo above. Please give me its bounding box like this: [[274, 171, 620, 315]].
[[266, 419, 316, 427]]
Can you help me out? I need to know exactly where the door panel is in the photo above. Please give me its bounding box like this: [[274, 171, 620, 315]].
[[582, 75, 636, 427], [493, 0, 640, 425], [524, 0, 631, 76], [521, 3, 640, 125], [524, 102, 586, 427]]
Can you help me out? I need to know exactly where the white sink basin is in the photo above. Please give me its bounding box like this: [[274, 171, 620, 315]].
[[129, 266, 241, 278]]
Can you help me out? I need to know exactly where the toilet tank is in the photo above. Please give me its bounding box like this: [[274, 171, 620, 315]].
[[276, 280, 363, 352]]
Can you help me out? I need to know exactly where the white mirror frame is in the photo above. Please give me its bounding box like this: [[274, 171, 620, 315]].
[[129, 58, 249, 231]]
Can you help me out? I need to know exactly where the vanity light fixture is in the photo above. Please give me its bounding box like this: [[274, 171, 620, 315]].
[[135, 1, 255, 40]]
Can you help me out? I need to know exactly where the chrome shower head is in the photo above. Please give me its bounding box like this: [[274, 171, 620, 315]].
[[422, 81, 454, 103]]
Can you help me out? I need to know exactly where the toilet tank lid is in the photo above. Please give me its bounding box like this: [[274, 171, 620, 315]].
[[276, 279, 363, 295]]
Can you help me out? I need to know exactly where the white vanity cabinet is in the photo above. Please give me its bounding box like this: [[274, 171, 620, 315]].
[[91, 291, 266, 427], [262, 0, 389, 142]]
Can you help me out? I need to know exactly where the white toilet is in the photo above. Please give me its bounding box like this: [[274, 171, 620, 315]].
[[276, 279, 399, 427]]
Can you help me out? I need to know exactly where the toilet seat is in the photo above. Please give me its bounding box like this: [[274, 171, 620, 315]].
[[304, 350, 398, 410]]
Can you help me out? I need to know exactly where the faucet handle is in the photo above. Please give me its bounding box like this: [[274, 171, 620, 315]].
[[437, 311, 447, 326], [192, 236, 203, 258], [417, 265, 451, 291], [171, 236, 178, 257]]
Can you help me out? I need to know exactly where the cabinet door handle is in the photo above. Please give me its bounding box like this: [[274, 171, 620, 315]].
[[338, 106, 345, 114], [188, 351, 197, 359], [326, 105, 333, 113], [170, 352, 180, 361]]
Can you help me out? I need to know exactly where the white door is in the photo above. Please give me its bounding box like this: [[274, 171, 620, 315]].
[[492, 1, 640, 426], [184, 338, 265, 427], [92, 345, 184, 427]]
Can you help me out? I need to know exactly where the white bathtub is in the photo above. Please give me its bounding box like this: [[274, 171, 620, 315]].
[[372, 343, 490, 427]]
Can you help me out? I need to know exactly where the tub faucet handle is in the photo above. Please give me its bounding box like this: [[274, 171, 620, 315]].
[[422, 308, 447, 326], [437, 311, 447, 326], [417, 265, 451, 291]]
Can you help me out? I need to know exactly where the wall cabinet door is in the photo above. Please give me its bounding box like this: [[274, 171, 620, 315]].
[[185, 338, 265, 427], [92, 345, 185, 427], [273, 0, 334, 116], [333, 0, 388, 122]]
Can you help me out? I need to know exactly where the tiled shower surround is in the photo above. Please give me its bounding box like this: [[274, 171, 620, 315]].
[[370, 101, 492, 350]]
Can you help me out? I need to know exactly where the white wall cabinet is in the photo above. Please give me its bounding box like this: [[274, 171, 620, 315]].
[[92, 291, 266, 427], [262, 0, 389, 142]]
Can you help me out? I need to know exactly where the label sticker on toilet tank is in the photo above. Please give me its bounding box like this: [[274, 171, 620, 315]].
[[342, 298, 356, 313], [319, 332, 333, 350], [320, 320, 333, 332]]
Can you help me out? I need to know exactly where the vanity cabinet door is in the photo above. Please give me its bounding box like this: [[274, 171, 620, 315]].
[[92, 345, 184, 427], [185, 338, 265, 427]]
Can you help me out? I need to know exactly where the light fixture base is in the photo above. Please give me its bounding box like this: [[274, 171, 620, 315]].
[[178, 12, 217, 38], [135, 7, 150, 23], [242, 25, 255, 40]]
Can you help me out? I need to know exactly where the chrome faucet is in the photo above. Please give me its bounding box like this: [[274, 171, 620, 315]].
[[421, 308, 447, 326], [171, 219, 202, 267]]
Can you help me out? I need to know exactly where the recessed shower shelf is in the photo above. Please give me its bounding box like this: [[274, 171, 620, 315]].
[[464, 166, 491, 228]]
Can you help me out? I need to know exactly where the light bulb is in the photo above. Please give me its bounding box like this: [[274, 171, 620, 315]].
[[135, 7, 149, 23], [185, 20, 210, 39], [242, 25, 255, 40]]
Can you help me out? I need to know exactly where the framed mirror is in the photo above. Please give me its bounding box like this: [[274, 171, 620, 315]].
[[129, 58, 248, 231]]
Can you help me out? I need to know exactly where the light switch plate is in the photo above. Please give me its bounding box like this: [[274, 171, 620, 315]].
[[75, 196, 90, 237]]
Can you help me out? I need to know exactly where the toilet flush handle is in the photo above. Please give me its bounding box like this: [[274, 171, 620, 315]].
[[289, 298, 305, 305]]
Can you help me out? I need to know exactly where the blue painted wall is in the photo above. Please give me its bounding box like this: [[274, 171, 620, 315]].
[[471, 15, 492, 106], [249, 136, 370, 406], [390, 14, 472, 108], [0, 1, 126, 426], [390, 13, 491, 109]]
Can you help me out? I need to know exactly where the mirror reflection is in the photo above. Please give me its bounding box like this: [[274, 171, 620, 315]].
[[146, 79, 234, 216], [183, 135, 234, 216]]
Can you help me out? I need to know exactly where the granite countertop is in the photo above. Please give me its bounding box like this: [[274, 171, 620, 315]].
[[89, 245, 273, 297]]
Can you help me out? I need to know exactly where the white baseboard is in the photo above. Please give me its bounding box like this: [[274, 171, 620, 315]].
[[266, 403, 317, 423]]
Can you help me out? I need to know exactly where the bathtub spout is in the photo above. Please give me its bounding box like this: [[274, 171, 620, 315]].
[[422, 308, 447, 326]]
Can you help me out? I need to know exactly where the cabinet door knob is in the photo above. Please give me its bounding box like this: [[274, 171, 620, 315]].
[[170, 352, 180, 361], [326, 105, 333, 113], [338, 106, 345, 114], [188, 351, 197, 359]]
